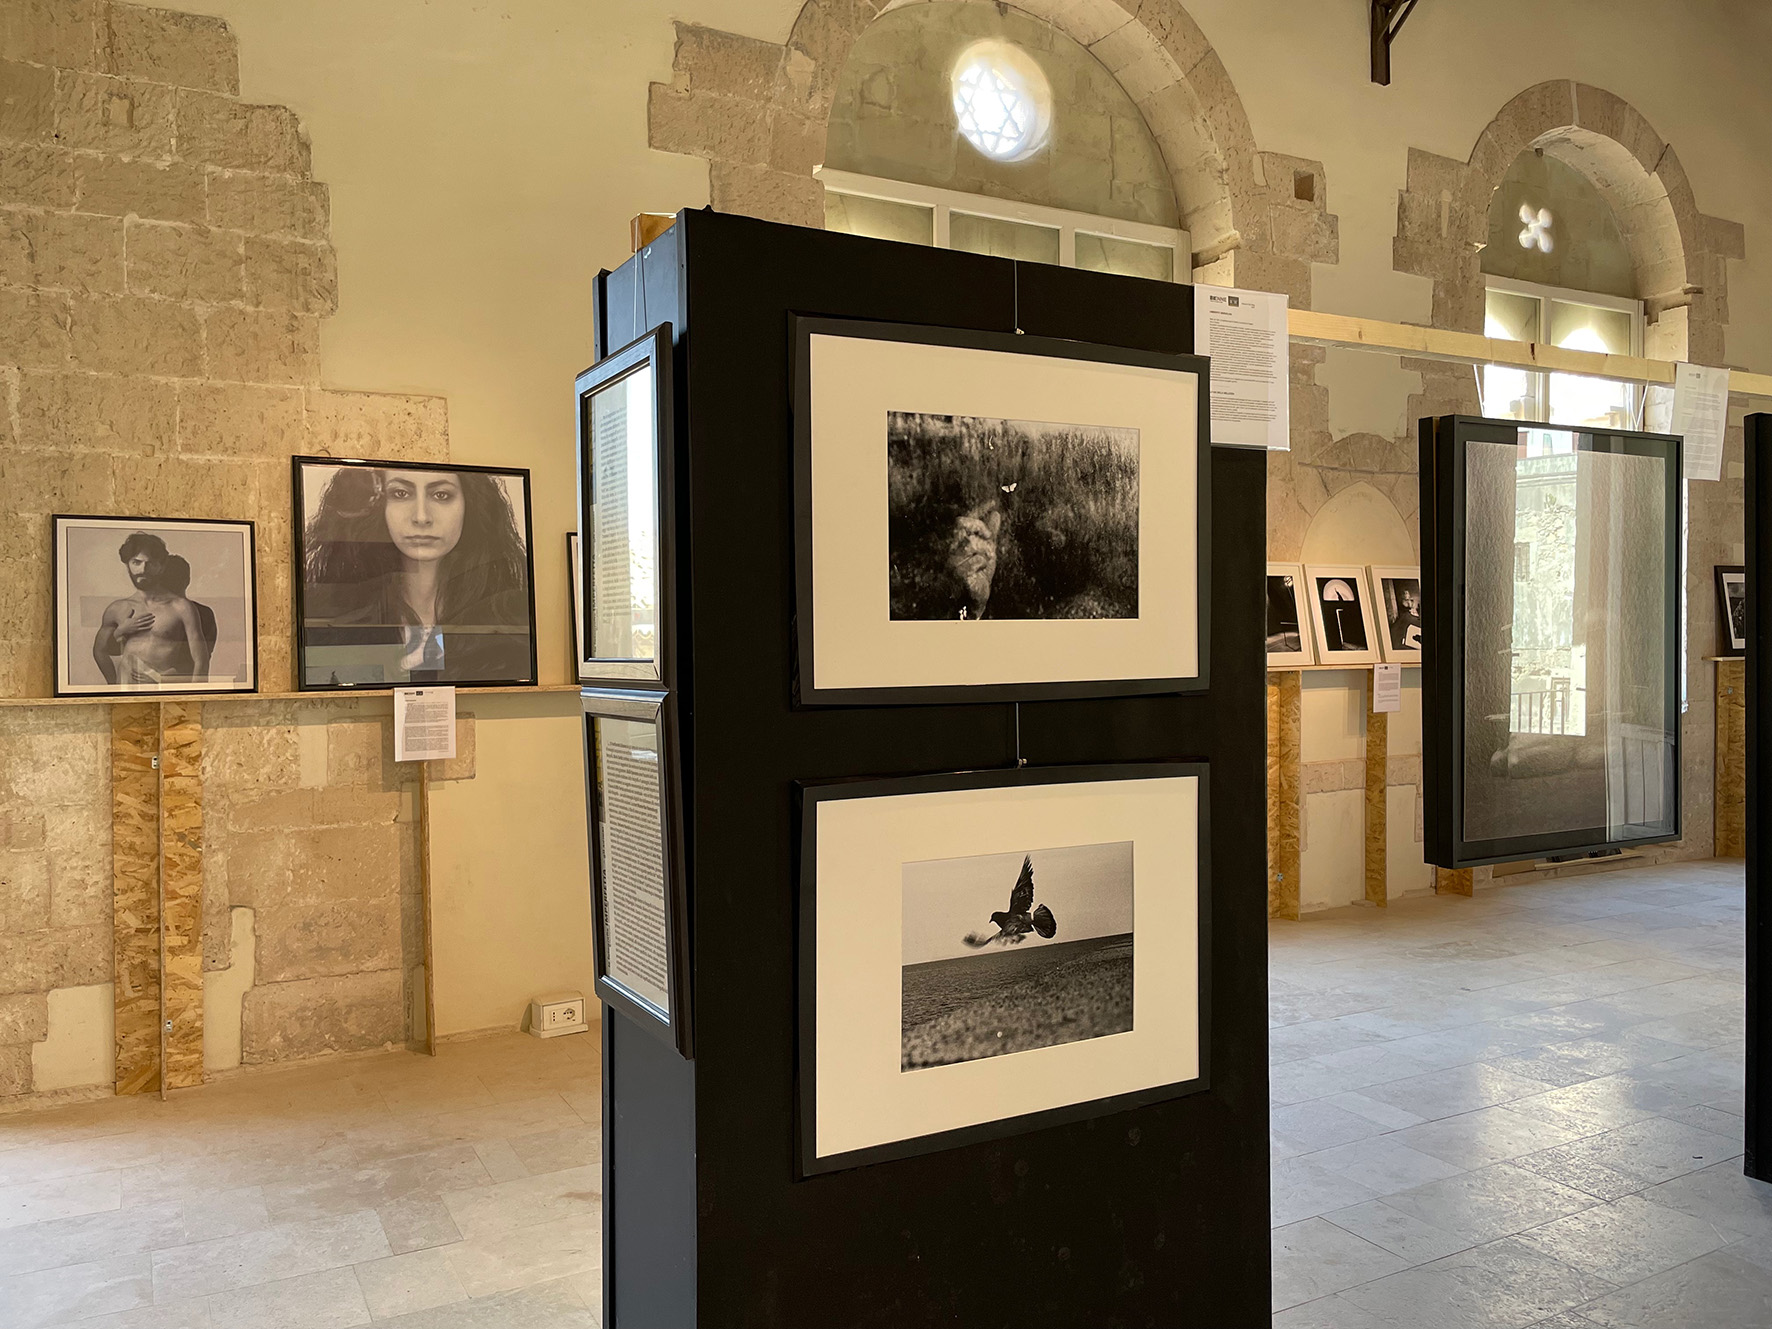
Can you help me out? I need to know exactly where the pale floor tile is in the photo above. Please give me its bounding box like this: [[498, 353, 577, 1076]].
[[1271, 1217, 1407, 1311], [471, 1140, 529, 1185], [353, 1247, 469, 1319], [205, 1267, 371, 1329], [0, 1252, 154, 1329], [0, 1169, 124, 1229], [440, 1214, 600, 1299], [439, 1164, 601, 1242], [151, 1209, 392, 1301], [1272, 862, 1767, 1329]]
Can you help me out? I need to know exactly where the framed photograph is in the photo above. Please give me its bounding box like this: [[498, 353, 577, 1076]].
[[575, 324, 672, 685], [1303, 564, 1380, 666], [1370, 565, 1424, 665], [584, 687, 691, 1057], [1717, 565, 1747, 657], [793, 317, 1209, 705], [53, 515, 258, 697], [293, 457, 537, 690], [1265, 563, 1314, 668], [1420, 416, 1680, 868], [798, 762, 1208, 1175], [568, 532, 594, 681]]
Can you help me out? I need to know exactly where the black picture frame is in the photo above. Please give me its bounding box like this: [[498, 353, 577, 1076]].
[[1420, 414, 1682, 868], [52, 513, 260, 698], [291, 456, 539, 692], [791, 315, 1212, 706], [1718, 564, 1748, 657], [795, 761, 1211, 1176], [583, 686, 692, 1058], [574, 323, 675, 688]]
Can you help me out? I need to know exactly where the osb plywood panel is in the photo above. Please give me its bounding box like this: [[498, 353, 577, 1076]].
[[112, 704, 160, 1095], [1364, 706, 1388, 908], [1436, 867, 1475, 897], [1716, 659, 1745, 857], [161, 702, 204, 1090], [1267, 671, 1301, 921]]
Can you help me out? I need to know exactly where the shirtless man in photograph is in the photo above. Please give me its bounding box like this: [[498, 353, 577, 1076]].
[[92, 533, 212, 686]]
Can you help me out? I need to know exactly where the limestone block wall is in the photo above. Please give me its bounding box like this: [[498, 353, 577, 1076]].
[[0, 2, 449, 1103]]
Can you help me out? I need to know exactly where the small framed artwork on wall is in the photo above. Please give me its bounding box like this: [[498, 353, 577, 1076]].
[[1717, 565, 1747, 656], [1370, 565, 1424, 665], [293, 457, 538, 690], [793, 317, 1210, 705], [1265, 563, 1314, 668], [53, 515, 258, 697], [1303, 564, 1380, 666], [797, 762, 1209, 1175]]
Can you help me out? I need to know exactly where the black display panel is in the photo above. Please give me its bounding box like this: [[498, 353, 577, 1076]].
[[1420, 414, 1682, 868]]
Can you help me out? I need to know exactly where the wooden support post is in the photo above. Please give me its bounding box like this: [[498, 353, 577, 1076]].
[[1364, 687, 1389, 909], [1268, 670, 1301, 920], [1436, 867, 1474, 896], [1719, 658, 1747, 857], [112, 703, 161, 1096], [160, 702, 204, 1092], [419, 761, 438, 1056]]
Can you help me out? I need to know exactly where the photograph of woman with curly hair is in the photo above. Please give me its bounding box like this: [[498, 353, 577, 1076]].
[[295, 459, 536, 688]]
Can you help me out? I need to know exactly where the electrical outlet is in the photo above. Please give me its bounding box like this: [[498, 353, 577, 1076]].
[[528, 992, 588, 1038]]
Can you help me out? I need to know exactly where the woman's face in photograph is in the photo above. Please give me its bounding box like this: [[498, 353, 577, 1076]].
[[382, 471, 465, 564]]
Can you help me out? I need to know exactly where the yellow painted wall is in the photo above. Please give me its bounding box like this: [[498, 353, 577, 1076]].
[[149, 0, 1772, 979]]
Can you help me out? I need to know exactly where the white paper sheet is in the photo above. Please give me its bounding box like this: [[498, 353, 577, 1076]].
[[1672, 362, 1730, 483], [1193, 286, 1290, 451], [1372, 664, 1401, 714], [394, 686, 456, 762]]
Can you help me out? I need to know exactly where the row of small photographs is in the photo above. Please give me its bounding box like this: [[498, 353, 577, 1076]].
[[1266, 563, 1420, 668]]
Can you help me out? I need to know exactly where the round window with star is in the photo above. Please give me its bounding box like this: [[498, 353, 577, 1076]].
[[950, 41, 1052, 163]]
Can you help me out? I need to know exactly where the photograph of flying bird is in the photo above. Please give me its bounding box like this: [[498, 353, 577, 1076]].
[[963, 855, 1058, 947]]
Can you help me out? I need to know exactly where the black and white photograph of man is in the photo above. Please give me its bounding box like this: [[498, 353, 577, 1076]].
[[55, 516, 257, 696], [1717, 566, 1748, 655]]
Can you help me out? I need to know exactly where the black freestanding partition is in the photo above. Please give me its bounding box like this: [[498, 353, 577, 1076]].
[[1745, 412, 1771, 1182], [591, 209, 1271, 1327]]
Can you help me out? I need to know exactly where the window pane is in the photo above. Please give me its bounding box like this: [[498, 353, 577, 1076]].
[[824, 192, 934, 246], [1461, 428, 1675, 848], [1075, 232, 1174, 281], [949, 212, 1060, 265], [1545, 301, 1637, 428], [1547, 301, 1633, 354], [1483, 289, 1542, 420]]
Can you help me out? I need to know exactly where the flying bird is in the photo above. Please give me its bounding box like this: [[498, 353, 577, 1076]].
[[963, 854, 1058, 947]]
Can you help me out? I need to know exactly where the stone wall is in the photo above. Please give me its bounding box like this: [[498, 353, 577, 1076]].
[[0, 1, 449, 1102]]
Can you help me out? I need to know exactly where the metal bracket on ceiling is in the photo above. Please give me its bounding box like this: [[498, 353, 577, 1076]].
[[1370, 0, 1420, 86]]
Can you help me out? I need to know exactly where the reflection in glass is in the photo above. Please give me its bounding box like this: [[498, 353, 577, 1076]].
[[1462, 428, 1674, 849], [1075, 232, 1174, 281], [949, 212, 1061, 265], [595, 712, 671, 1017], [824, 192, 935, 247], [587, 366, 658, 664]]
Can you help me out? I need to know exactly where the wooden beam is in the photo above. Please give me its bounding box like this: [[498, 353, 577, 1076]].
[[419, 761, 438, 1056], [1364, 693, 1389, 909], [1289, 307, 1772, 399], [1267, 670, 1301, 921]]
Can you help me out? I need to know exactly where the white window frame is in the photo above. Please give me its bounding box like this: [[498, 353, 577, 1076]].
[[1483, 275, 1646, 425], [815, 166, 1191, 282]]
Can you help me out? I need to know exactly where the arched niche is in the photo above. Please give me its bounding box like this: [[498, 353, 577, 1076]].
[[1300, 479, 1416, 567], [648, 0, 1340, 301], [825, 4, 1179, 228], [1395, 80, 1744, 367]]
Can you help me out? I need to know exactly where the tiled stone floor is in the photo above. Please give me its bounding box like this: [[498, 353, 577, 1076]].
[[4, 859, 1765, 1328], [0, 1030, 603, 1328], [1271, 858, 1772, 1328]]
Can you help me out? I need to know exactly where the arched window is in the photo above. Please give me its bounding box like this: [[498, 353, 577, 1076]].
[[820, 6, 1187, 283], [1479, 150, 1644, 429]]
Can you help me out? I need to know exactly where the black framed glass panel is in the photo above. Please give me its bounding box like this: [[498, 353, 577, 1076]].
[[1422, 415, 1681, 867]]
